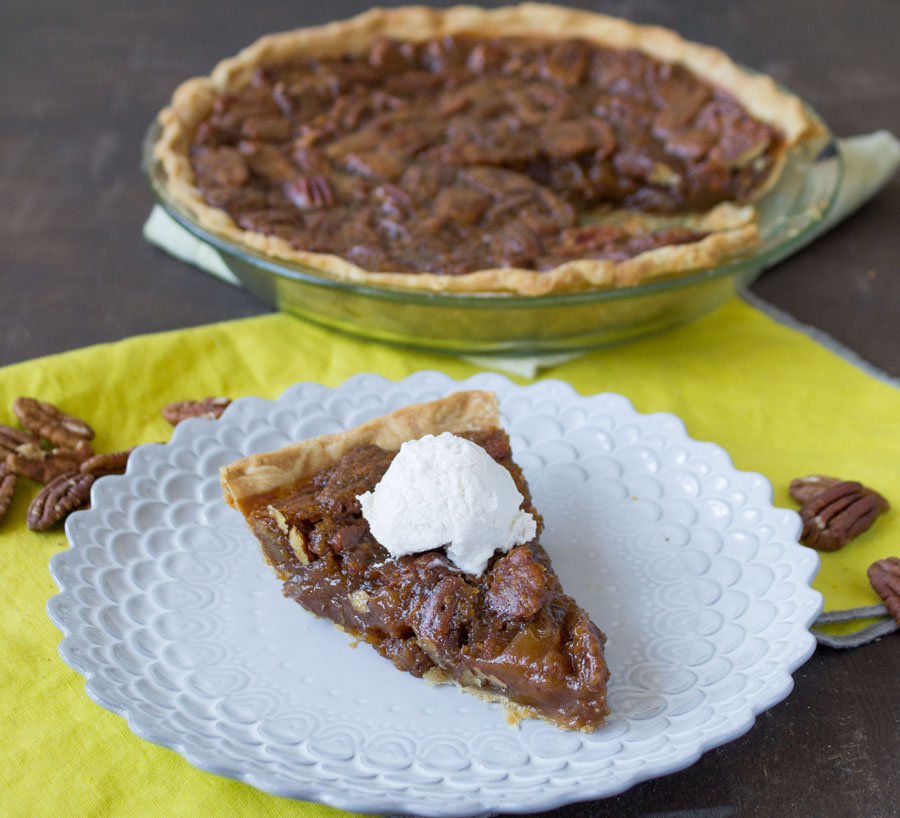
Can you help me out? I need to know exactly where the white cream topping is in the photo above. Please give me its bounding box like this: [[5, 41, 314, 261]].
[[357, 432, 536, 576]]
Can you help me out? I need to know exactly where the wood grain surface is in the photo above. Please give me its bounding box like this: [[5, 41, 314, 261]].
[[2, 1, 898, 816]]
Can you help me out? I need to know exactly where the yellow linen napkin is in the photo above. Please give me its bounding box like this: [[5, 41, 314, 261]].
[[2, 298, 898, 817]]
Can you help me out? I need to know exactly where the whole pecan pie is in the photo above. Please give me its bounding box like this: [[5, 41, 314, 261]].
[[156, 4, 818, 294], [220, 391, 610, 731]]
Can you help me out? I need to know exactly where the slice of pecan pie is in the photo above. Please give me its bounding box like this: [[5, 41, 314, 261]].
[[220, 391, 609, 731], [156, 4, 820, 294]]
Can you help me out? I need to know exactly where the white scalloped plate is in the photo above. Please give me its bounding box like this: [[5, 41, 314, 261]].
[[48, 372, 822, 815]]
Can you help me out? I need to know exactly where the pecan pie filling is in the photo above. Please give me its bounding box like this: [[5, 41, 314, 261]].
[[189, 35, 782, 275], [243, 427, 609, 731]]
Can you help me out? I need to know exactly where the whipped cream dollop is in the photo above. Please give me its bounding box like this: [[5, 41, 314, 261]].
[[357, 432, 537, 576]]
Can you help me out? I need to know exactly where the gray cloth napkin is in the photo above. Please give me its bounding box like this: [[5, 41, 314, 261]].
[[811, 604, 897, 649]]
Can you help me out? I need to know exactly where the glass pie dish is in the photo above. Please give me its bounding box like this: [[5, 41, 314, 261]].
[[143, 106, 841, 357]]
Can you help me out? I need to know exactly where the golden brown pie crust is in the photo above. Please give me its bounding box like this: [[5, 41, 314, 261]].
[[221, 390, 500, 511], [156, 4, 821, 295]]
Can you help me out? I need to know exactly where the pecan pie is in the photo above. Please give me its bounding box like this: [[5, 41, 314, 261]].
[[220, 391, 610, 731], [157, 4, 818, 294]]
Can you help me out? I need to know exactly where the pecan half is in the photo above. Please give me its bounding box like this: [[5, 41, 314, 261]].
[[7, 439, 94, 484], [13, 397, 95, 448], [162, 397, 231, 426], [80, 447, 135, 477], [0, 423, 39, 457], [868, 558, 900, 626], [0, 463, 16, 524], [415, 574, 477, 654], [284, 174, 334, 209], [486, 546, 549, 620], [789, 475, 844, 506], [794, 478, 890, 551], [26, 471, 95, 531]]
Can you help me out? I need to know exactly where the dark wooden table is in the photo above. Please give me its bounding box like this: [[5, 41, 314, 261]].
[[3, 1, 898, 816]]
